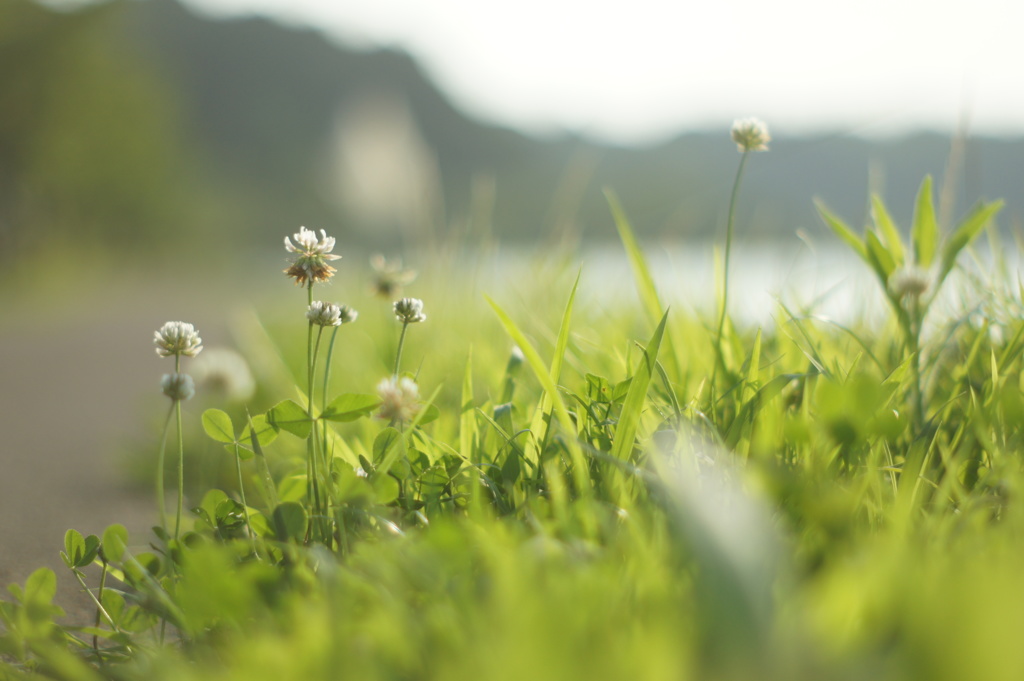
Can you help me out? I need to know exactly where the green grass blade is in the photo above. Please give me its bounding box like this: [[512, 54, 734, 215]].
[[525, 272, 580, 463], [460, 349, 477, 461], [611, 310, 668, 461], [549, 270, 579, 384], [937, 199, 1003, 287], [816, 200, 867, 260], [865, 229, 897, 286], [605, 188, 680, 379], [486, 295, 576, 438], [605, 188, 663, 325], [486, 295, 590, 498], [870, 194, 905, 266], [744, 328, 762, 402], [911, 175, 938, 267]]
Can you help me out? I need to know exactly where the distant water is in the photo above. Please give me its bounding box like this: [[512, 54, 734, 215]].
[[479, 240, 1007, 329]]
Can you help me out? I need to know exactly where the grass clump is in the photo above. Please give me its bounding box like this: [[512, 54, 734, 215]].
[[2, 121, 1022, 681]]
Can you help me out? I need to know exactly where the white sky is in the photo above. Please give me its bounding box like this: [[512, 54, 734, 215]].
[[184, 0, 1024, 144]]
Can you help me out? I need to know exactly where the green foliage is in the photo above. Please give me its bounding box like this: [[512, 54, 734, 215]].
[[0, 0, 210, 261], [320, 394, 381, 422], [7, 176, 1024, 681]]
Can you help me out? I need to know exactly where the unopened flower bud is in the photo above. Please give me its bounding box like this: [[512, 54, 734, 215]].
[[161, 372, 195, 401]]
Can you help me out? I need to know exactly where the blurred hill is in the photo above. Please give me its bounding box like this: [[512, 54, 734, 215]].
[[3, 0, 1023, 265]]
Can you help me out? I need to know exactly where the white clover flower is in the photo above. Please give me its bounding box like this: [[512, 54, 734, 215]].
[[191, 348, 256, 402], [285, 226, 338, 258], [307, 301, 343, 327], [731, 118, 771, 152], [376, 376, 420, 423], [154, 321, 203, 358], [161, 372, 195, 401], [306, 301, 359, 327], [888, 265, 932, 301], [283, 226, 341, 286], [393, 297, 426, 324]]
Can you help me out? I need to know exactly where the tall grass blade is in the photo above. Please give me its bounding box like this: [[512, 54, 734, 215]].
[[937, 199, 1003, 287], [611, 310, 668, 461], [459, 349, 477, 461], [525, 272, 580, 464], [604, 189, 663, 325], [486, 295, 591, 499], [911, 175, 938, 267], [871, 194, 905, 265], [605, 189, 681, 379], [815, 200, 867, 260]]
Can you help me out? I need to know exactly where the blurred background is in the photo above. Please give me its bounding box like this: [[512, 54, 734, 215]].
[[2, 0, 1024, 608], [3, 0, 1024, 271]]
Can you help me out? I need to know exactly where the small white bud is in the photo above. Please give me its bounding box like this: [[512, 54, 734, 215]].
[[161, 372, 195, 401]]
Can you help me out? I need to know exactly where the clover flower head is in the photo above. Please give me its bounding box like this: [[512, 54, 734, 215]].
[[336, 304, 359, 324], [393, 297, 426, 324], [161, 372, 195, 401], [154, 321, 203, 358], [307, 301, 343, 327], [283, 226, 341, 286], [370, 254, 417, 298], [731, 118, 771, 152], [888, 265, 932, 301], [192, 348, 256, 402], [376, 376, 420, 423]]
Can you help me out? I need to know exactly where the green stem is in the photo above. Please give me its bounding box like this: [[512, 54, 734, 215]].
[[304, 282, 319, 529], [909, 301, 925, 433], [321, 325, 341, 514], [72, 568, 122, 637], [155, 403, 175, 534], [322, 325, 340, 415], [233, 443, 258, 557], [394, 322, 410, 377], [713, 150, 750, 384], [92, 559, 108, 654], [173, 354, 184, 544], [310, 326, 326, 515]]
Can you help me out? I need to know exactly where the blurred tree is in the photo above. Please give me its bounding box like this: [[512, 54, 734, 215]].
[[0, 0, 204, 263]]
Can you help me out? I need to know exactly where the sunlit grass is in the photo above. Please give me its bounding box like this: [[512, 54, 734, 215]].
[[2, 124, 1022, 680]]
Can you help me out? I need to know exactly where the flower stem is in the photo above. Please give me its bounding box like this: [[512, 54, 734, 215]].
[[321, 325, 341, 514], [155, 403, 175, 533], [713, 149, 750, 387], [173, 356, 185, 543], [322, 325, 340, 414], [92, 559, 108, 653], [394, 322, 410, 377], [304, 282, 322, 533], [233, 442, 258, 557], [908, 301, 925, 433]]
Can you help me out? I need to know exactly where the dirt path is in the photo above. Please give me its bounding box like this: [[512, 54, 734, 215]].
[[0, 275, 235, 623]]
